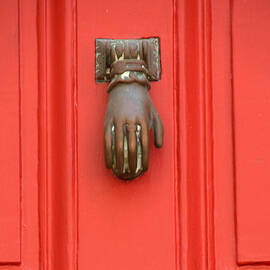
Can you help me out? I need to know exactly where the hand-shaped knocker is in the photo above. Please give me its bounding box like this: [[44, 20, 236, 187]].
[[96, 38, 163, 180]]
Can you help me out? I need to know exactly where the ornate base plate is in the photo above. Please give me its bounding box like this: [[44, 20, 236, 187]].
[[95, 38, 161, 82]]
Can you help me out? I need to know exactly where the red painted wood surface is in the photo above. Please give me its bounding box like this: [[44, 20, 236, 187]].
[[212, 0, 270, 269], [0, 0, 21, 262], [77, 1, 176, 269], [1, 0, 270, 269], [233, 0, 270, 264], [0, 0, 39, 268], [211, 0, 236, 269]]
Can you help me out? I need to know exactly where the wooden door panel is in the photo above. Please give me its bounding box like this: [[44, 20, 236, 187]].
[[0, 0, 39, 268], [2, 0, 270, 269], [233, 0, 270, 264], [212, 0, 270, 269], [77, 1, 176, 269], [0, 0, 21, 262]]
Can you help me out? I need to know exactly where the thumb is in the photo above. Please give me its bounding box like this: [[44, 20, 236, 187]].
[[153, 112, 164, 148]]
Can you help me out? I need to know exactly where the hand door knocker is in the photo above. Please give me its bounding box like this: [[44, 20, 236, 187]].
[[95, 38, 164, 180]]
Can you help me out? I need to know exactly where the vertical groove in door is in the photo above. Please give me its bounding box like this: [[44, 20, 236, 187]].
[[71, 0, 79, 269], [176, 0, 215, 269], [201, 0, 216, 269], [37, 0, 48, 268], [18, 0, 23, 263], [37, 0, 78, 269], [172, 1, 180, 270]]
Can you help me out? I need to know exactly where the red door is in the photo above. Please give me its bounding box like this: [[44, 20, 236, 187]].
[[1, 0, 270, 269]]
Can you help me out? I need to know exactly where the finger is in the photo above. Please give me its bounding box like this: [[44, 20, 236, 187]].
[[153, 113, 164, 148], [138, 120, 149, 172], [104, 120, 113, 168], [127, 123, 137, 174], [115, 122, 124, 173]]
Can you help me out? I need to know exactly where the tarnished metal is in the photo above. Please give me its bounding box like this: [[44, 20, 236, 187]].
[[135, 125, 142, 174], [111, 124, 143, 177], [95, 38, 161, 82], [101, 38, 164, 180]]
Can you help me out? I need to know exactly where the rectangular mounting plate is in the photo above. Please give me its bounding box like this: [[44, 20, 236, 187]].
[[95, 38, 161, 82]]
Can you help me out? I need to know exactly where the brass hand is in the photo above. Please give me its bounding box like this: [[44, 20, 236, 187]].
[[104, 82, 163, 180]]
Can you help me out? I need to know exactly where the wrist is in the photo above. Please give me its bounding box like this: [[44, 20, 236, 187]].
[[108, 82, 149, 98], [107, 60, 150, 93]]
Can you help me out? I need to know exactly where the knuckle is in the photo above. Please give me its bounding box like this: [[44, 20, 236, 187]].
[[116, 145, 123, 154], [127, 124, 137, 132], [129, 141, 136, 153], [104, 133, 111, 143], [142, 137, 149, 147]]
